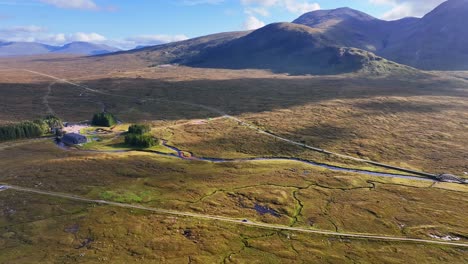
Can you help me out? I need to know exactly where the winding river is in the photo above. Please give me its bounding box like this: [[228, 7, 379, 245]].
[[57, 138, 436, 182]]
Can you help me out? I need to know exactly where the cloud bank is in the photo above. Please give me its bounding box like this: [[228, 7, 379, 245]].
[[0, 25, 187, 50], [369, 0, 445, 20], [241, 0, 320, 30]]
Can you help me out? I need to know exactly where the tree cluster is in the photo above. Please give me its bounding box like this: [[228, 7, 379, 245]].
[[128, 124, 151, 135], [0, 120, 50, 142], [43, 115, 63, 130], [124, 123, 158, 148], [91, 112, 117, 127]]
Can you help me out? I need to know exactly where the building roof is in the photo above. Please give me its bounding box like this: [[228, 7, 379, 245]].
[[62, 133, 87, 145]]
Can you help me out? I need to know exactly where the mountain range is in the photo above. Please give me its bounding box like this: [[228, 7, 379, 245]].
[[0, 41, 120, 57], [3, 0, 467, 74], [112, 0, 468, 74], [292, 0, 468, 70]]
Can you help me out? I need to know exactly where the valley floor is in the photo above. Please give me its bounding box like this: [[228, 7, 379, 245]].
[[0, 57, 467, 263]]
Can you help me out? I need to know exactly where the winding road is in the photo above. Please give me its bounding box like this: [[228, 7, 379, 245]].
[[1, 68, 467, 248], [12, 68, 439, 179], [0, 184, 466, 248]]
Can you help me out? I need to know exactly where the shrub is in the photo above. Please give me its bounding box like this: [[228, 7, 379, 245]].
[[43, 115, 63, 129], [92, 112, 117, 127], [124, 133, 158, 148], [128, 124, 151, 135]]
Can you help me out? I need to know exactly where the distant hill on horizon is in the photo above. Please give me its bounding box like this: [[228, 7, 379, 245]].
[[0, 41, 120, 57]]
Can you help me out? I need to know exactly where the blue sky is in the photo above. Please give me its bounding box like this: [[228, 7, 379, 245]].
[[0, 0, 446, 49]]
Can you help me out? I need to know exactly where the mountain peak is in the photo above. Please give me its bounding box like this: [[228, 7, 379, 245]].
[[293, 7, 377, 28], [423, 0, 468, 19]]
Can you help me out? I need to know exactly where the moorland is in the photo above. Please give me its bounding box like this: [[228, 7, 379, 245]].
[[0, 53, 467, 263]]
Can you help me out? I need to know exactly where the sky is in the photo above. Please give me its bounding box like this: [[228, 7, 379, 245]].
[[0, 0, 448, 49]]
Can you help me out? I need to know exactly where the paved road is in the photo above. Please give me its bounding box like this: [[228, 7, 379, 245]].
[[1, 184, 466, 248]]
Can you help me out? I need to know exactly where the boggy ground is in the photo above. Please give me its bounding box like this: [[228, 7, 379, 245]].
[[1, 191, 466, 264], [0, 58, 467, 262], [1, 64, 466, 174], [0, 141, 467, 262]]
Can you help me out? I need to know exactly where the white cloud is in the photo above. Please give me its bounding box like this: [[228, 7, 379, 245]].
[[245, 6, 270, 16], [0, 24, 188, 49], [369, 0, 445, 20], [125, 34, 189, 45], [240, 0, 319, 31], [70, 32, 106, 42], [39, 0, 98, 10], [283, 0, 320, 14], [181, 0, 224, 5], [0, 25, 48, 42], [0, 25, 46, 33], [0, 25, 107, 46], [243, 15, 266, 30], [241, 0, 320, 14]]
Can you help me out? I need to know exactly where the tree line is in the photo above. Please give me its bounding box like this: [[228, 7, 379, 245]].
[[0, 116, 62, 142]]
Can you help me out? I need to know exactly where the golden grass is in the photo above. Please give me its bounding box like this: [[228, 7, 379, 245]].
[[0, 59, 467, 262]]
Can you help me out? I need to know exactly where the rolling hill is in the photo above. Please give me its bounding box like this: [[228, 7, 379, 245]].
[[118, 31, 249, 65]]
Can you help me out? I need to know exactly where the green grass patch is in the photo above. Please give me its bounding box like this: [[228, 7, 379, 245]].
[[99, 190, 153, 203]]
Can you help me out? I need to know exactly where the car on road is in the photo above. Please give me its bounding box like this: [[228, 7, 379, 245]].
[[241, 219, 248, 223], [0, 185, 9, 190]]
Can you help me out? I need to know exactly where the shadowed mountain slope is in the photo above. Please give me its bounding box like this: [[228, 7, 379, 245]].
[[185, 23, 415, 75], [293, 0, 468, 70]]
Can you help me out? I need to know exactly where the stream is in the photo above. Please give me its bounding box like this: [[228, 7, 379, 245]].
[[56, 138, 435, 182]]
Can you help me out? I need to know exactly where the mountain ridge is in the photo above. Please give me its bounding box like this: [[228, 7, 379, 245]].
[[293, 0, 468, 70], [0, 41, 120, 57]]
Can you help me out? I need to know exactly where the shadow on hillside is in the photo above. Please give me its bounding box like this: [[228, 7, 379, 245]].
[[0, 73, 466, 123], [75, 74, 467, 120]]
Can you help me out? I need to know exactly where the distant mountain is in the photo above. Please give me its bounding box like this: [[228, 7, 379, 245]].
[[51, 42, 120, 55], [185, 23, 414, 75], [293, 0, 468, 70], [104, 0, 467, 73], [0, 41, 120, 57], [0, 42, 56, 57], [104, 23, 414, 75], [133, 45, 148, 50]]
